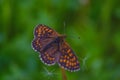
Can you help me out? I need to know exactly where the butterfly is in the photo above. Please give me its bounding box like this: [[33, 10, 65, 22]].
[[32, 24, 80, 72]]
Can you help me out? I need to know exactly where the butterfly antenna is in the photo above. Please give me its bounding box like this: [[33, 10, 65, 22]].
[[68, 35, 80, 40], [68, 31, 81, 40], [63, 21, 66, 35]]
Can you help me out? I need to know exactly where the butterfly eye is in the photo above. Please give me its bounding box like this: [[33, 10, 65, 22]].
[[61, 39, 64, 43]]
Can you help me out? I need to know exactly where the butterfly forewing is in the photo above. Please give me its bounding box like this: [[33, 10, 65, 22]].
[[32, 37, 54, 52], [58, 42, 80, 72], [34, 24, 59, 38], [32, 24, 59, 52]]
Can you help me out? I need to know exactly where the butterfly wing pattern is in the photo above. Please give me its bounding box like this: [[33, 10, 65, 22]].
[[32, 24, 60, 65], [32, 24, 80, 72], [32, 24, 59, 52]]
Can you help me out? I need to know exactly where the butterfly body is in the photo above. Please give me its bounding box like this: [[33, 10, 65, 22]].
[[32, 24, 80, 72]]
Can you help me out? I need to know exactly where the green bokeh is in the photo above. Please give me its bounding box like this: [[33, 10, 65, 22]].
[[0, 0, 120, 80]]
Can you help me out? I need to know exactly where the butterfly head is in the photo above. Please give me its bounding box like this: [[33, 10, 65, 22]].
[[58, 34, 66, 38]]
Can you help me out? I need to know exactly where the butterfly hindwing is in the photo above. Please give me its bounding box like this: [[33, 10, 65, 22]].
[[40, 41, 59, 65]]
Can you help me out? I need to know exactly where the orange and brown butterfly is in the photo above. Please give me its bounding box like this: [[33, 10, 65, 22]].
[[32, 24, 80, 72]]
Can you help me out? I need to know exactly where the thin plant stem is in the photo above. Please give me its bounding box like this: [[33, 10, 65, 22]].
[[61, 68, 67, 80]]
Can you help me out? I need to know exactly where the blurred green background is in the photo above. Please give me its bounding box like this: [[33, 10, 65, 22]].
[[0, 0, 120, 80]]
